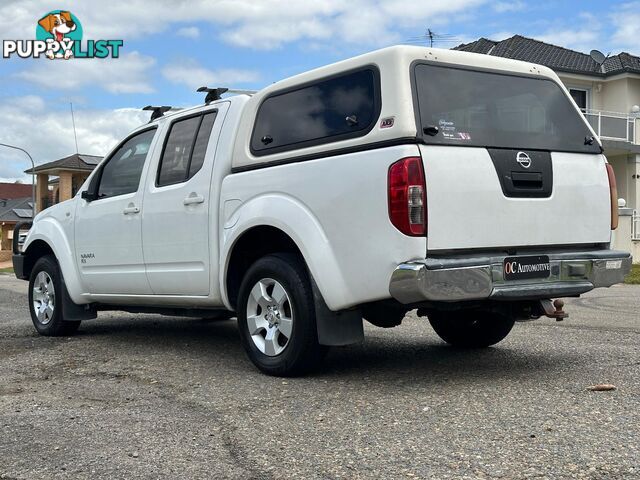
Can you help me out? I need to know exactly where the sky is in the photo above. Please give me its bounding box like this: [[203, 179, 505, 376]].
[[0, 0, 639, 182]]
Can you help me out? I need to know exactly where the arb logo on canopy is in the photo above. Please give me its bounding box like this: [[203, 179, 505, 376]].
[[3, 10, 123, 60]]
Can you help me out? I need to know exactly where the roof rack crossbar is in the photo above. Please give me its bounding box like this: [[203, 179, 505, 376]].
[[142, 105, 172, 122]]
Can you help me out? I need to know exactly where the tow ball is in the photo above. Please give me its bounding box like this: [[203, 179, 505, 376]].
[[539, 299, 568, 321]]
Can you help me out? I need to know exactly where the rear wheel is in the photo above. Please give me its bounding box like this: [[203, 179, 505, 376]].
[[28, 255, 80, 336], [428, 310, 515, 348], [237, 253, 327, 376]]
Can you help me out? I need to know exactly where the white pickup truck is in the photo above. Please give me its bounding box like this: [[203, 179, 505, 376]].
[[13, 46, 631, 376]]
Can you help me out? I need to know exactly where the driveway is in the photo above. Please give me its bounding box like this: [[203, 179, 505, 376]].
[[0, 274, 638, 479]]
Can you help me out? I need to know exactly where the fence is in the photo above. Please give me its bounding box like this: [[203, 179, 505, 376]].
[[633, 210, 640, 241], [584, 110, 637, 143]]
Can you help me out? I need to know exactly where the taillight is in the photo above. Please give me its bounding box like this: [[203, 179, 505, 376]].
[[388, 157, 427, 236], [606, 163, 618, 230]]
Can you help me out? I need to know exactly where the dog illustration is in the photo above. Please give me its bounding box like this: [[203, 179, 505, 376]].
[[38, 11, 76, 59]]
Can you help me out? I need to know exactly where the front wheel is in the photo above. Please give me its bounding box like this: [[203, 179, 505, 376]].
[[28, 255, 80, 336], [237, 253, 327, 376], [428, 310, 515, 348]]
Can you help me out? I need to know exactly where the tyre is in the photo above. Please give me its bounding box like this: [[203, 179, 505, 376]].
[[237, 253, 327, 376], [428, 310, 515, 348], [28, 255, 80, 336]]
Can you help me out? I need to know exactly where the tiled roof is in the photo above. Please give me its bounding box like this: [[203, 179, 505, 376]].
[[454, 35, 640, 77], [0, 197, 32, 223], [0, 182, 32, 199], [25, 153, 102, 174]]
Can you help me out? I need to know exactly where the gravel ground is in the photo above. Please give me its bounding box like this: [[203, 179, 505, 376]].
[[0, 274, 638, 479]]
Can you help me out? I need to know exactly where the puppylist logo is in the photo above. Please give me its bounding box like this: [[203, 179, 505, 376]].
[[3, 10, 123, 60]]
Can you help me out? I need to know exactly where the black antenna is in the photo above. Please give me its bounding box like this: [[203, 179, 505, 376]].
[[197, 87, 229, 104], [142, 105, 172, 122], [406, 28, 460, 48]]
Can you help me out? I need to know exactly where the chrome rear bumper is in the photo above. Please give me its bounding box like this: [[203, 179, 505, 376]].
[[389, 249, 632, 304]]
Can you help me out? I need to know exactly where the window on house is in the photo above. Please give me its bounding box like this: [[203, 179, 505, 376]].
[[97, 128, 157, 199], [157, 111, 217, 187], [569, 88, 588, 112], [251, 68, 380, 155]]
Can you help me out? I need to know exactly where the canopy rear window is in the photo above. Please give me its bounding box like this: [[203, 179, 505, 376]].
[[251, 68, 380, 156], [413, 63, 600, 154]]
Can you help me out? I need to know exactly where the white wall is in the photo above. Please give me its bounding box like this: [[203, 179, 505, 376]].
[[627, 78, 640, 110], [557, 74, 640, 115], [609, 155, 629, 204], [612, 209, 633, 252], [612, 209, 640, 264], [601, 78, 629, 113]]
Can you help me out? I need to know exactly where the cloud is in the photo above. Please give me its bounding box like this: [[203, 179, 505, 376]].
[[489, 31, 515, 42], [14, 52, 156, 94], [2, 0, 636, 55], [0, 95, 148, 181], [610, 2, 640, 53], [493, 1, 525, 13], [176, 26, 200, 39], [0, 0, 490, 50], [219, 0, 492, 49], [162, 59, 260, 90], [534, 13, 601, 53]]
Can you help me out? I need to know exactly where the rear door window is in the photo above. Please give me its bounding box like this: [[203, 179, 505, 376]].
[[413, 63, 600, 154], [251, 68, 380, 155], [157, 111, 217, 187]]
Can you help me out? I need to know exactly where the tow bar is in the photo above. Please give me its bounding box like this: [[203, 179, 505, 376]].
[[539, 299, 568, 321]]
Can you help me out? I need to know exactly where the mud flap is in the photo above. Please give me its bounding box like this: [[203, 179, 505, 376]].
[[310, 277, 363, 346], [60, 276, 97, 321]]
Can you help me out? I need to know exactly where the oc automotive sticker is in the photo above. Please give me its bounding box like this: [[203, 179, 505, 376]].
[[503, 255, 551, 280]]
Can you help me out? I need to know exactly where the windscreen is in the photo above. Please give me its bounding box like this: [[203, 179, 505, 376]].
[[413, 63, 601, 153]]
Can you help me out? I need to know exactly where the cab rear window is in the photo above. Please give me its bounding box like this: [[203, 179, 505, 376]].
[[413, 63, 601, 154]]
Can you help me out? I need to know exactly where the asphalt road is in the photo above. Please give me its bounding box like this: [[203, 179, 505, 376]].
[[0, 274, 638, 480]]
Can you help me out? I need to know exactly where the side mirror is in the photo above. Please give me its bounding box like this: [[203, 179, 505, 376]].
[[81, 190, 97, 202]]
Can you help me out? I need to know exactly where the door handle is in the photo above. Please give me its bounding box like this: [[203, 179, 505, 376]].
[[123, 203, 140, 215], [183, 193, 205, 205]]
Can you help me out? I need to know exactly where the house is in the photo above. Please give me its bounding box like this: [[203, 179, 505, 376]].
[[0, 182, 32, 200], [25, 153, 102, 212], [454, 36, 640, 228], [0, 197, 32, 262]]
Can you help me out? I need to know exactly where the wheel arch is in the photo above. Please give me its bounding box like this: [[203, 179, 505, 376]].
[[22, 218, 85, 304], [223, 224, 363, 347], [22, 239, 55, 279], [23, 238, 96, 321], [219, 193, 353, 311], [221, 215, 352, 313], [224, 225, 303, 310]]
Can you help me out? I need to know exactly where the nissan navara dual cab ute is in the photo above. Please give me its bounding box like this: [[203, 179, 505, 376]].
[[13, 46, 631, 376]]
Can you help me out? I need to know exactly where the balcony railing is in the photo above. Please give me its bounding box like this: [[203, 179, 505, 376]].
[[584, 110, 638, 144]]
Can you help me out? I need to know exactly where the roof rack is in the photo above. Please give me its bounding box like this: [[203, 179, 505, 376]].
[[197, 87, 228, 104], [197, 87, 258, 104], [142, 105, 172, 122]]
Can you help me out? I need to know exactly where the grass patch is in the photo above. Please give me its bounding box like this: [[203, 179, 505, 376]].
[[0, 267, 14, 274], [624, 264, 640, 285]]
